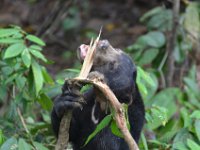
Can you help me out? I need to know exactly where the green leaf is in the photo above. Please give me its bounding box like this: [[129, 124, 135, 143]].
[[14, 62, 21, 70], [148, 140, 170, 149], [153, 106, 168, 126], [42, 113, 51, 123], [110, 104, 130, 138], [172, 128, 192, 150], [30, 123, 49, 134], [159, 120, 181, 143], [147, 10, 172, 31], [84, 115, 112, 146], [21, 48, 31, 68], [140, 7, 163, 22], [188, 65, 196, 80], [125, 43, 144, 52], [33, 142, 49, 150], [56, 79, 65, 85], [137, 67, 155, 87], [180, 40, 192, 52], [26, 35, 45, 46], [0, 28, 20, 38], [180, 107, 191, 128], [37, 93, 53, 111], [137, 67, 156, 98], [29, 49, 47, 62], [41, 67, 54, 84], [174, 45, 184, 63], [27, 69, 35, 98], [137, 82, 148, 96], [141, 132, 148, 150], [194, 120, 200, 141], [1, 66, 13, 76], [31, 59, 43, 96], [110, 120, 123, 138], [0, 137, 17, 150], [137, 31, 166, 48], [4, 43, 25, 59], [185, 86, 200, 109], [147, 88, 180, 129], [0, 85, 7, 101], [0, 38, 23, 44], [56, 69, 79, 80], [146, 105, 168, 127], [18, 138, 31, 150], [85, 31, 98, 39], [184, 2, 200, 40], [190, 111, 200, 119], [123, 104, 130, 127], [15, 76, 26, 89], [12, 32, 23, 38], [5, 73, 18, 84], [29, 45, 42, 51], [66, 68, 80, 74], [138, 48, 159, 65], [141, 6, 173, 31], [0, 130, 5, 146], [145, 73, 158, 101], [184, 77, 200, 98], [44, 84, 62, 98], [187, 139, 200, 150], [173, 141, 188, 150]]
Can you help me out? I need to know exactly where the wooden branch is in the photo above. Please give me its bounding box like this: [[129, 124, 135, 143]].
[[55, 32, 101, 150], [71, 78, 139, 150], [55, 111, 72, 150], [17, 107, 29, 134], [166, 0, 180, 87]]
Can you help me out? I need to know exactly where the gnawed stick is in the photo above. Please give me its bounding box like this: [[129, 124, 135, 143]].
[[69, 78, 139, 150], [55, 32, 101, 150]]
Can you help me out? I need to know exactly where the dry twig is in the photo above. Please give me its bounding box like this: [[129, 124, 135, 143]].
[[17, 107, 29, 134], [55, 32, 101, 150]]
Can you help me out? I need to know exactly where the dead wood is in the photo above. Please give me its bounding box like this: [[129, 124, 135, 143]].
[[55, 32, 100, 150]]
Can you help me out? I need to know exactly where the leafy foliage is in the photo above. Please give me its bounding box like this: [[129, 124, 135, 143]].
[[83, 115, 112, 146], [0, 26, 56, 149], [129, 2, 200, 149]]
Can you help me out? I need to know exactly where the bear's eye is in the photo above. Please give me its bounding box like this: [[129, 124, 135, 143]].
[[101, 45, 108, 50], [99, 40, 109, 50]]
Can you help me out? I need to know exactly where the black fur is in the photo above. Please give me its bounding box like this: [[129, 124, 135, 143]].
[[51, 47, 145, 150]]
